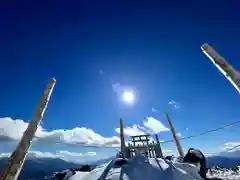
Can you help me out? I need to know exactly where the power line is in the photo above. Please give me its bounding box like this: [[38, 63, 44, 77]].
[[202, 144, 240, 156], [161, 119, 240, 144], [225, 144, 240, 152], [70, 120, 239, 149], [54, 120, 240, 149]]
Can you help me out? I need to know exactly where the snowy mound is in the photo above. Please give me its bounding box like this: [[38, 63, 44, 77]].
[[49, 156, 240, 180], [68, 155, 203, 180]]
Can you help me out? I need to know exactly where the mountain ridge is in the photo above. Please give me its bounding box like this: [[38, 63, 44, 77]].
[[0, 153, 239, 180]]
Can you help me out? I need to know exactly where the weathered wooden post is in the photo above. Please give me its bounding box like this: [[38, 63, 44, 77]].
[[119, 118, 125, 157], [201, 43, 240, 93], [155, 134, 163, 158], [165, 113, 184, 157], [0, 78, 56, 180]]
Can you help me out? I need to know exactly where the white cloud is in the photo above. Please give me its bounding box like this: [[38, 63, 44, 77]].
[[115, 117, 169, 137], [223, 142, 240, 151], [151, 108, 159, 113], [0, 117, 168, 148], [38, 127, 120, 147], [0, 117, 174, 162], [176, 132, 182, 137], [0, 117, 35, 141], [143, 117, 169, 133], [0, 150, 103, 164], [168, 100, 180, 109], [0, 117, 120, 147], [218, 142, 240, 158], [115, 124, 145, 136], [0, 152, 11, 158]]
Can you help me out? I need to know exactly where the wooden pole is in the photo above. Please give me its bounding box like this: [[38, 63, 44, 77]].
[[165, 113, 184, 157], [201, 43, 240, 93], [155, 134, 163, 157], [0, 78, 56, 180], [120, 118, 125, 156]]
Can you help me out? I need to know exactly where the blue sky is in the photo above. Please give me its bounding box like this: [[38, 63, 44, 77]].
[[0, 1, 240, 163]]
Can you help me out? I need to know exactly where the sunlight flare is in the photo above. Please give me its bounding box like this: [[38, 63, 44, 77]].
[[122, 90, 135, 104]]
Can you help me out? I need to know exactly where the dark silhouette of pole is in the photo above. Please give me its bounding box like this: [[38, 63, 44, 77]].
[[155, 134, 163, 157], [120, 118, 125, 157]]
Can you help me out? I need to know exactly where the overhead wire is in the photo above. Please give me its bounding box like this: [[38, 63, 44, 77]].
[[201, 143, 240, 156], [68, 119, 240, 149], [225, 144, 240, 152], [161, 119, 240, 144]]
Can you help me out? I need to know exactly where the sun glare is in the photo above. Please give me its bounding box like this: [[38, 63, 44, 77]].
[[122, 90, 134, 104]]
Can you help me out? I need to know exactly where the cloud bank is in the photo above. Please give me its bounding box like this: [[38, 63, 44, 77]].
[[0, 148, 174, 163], [0, 117, 173, 163], [0, 150, 103, 164], [0, 117, 120, 147], [0, 117, 169, 147], [115, 117, 169, 137], [223, 142, 240, 151]]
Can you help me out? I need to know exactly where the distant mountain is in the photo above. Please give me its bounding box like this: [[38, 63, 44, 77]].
[[0, 153, 240, 180], [206, 150, 240, 168], [90, 156, 114, 166], [0, 158, 82, 180], [218, 150, 240, 158], [207, 156, 240, 169]]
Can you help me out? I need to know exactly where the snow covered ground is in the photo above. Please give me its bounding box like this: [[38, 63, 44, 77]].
[[52, 156, 240, 180], [68, 156, 204, 180], [69, 168, 240, 180], [207, 168, 240, 180]]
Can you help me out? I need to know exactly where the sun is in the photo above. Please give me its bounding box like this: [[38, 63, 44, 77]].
[[122, 90, 135, 104]]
